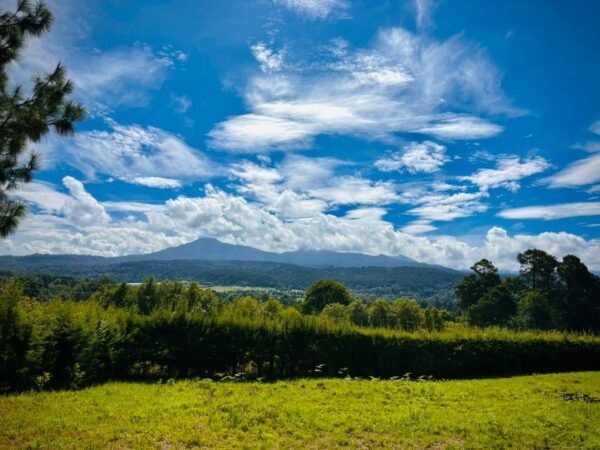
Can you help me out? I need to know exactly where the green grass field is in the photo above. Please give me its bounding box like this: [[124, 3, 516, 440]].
[[1, 372, 599, 449]]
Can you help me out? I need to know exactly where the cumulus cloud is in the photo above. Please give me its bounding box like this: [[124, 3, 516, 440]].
[[375, 141, 448, 173], [209, 25, 514, 152], [498, 202, 600, 220], [7, 181, 600, 270], [271, 0, 350, 19], [40, 119, 217, 187], [61, 177, 110, 226]]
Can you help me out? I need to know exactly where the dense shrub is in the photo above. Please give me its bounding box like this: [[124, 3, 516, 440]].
[[1, 294, 599, 392]]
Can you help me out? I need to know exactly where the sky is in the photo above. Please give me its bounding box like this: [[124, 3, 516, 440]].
[[4, 0, 600, 271]]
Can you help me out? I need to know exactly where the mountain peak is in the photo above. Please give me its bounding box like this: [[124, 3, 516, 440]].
[[126, 237, 419, 268]]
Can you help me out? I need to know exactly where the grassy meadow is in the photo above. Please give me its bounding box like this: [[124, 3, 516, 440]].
[[1, 372, 599, 449]]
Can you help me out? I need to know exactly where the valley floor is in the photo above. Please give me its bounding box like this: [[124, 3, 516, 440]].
[[1, 372, 599, 449]]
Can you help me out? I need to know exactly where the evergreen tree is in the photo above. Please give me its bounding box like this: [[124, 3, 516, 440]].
[[557, 255, 600, 331], [517, 249, 558, 294], [0, 0, 85, 236], [454, 259, 501, 310]]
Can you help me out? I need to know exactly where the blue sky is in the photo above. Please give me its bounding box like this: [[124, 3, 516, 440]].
[[5, 0, 600, 270]]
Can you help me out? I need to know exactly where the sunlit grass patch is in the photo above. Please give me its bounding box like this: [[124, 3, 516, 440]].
[[1, 372, 599, 449]]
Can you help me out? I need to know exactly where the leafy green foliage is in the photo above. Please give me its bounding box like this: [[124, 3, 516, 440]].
[[301, 279, 351, 314], [515, 291, 554, 330], [0, 277, 598, 392]]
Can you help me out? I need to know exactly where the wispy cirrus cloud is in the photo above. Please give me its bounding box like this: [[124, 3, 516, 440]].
[[498, 202, 600, 220], [543, 121, 600, 189], [40, 119, 217, 188], [10, 0, 184, 109], [544, 153, 600, 189], [271, 0, 350, 19], [209, 25, 516, 152]]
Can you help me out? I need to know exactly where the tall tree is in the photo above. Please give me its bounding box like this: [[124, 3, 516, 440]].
[[454, 259, 501, 310], [517, 249, 558, 294], [557, 255, 600, 331], [0, 0, 85, 236]]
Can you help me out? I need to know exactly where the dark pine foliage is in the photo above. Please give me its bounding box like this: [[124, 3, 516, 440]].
[[0, 0, 85, 236]]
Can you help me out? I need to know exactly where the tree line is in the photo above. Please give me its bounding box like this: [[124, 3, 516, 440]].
[[455, 250, 600, 332], [1, 253, 600, 392]]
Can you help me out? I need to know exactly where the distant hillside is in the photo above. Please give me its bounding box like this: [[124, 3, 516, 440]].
[[0, 259, 462, 304], [0, 238, 462, 303]]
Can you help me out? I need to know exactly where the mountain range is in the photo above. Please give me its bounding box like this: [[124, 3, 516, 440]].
[[0, 238, 462, 303], [0, 237, 422, 269]]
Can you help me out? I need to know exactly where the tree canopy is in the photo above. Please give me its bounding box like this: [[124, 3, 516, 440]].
[[456, 249, 600, 331], [301, 279, 351, 314]]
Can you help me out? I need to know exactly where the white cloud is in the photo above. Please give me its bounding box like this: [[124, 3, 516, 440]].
[[272, 0, 350, 19], [9, 1, 182, 109], [415, 116, 503, 140], [61, 176, 110, 226], [15, 177, 109, 227], [40, 119, 217, 186], [415, 0, 437, 30], [544, 153, 600, 188], [231, 155, 398, 212], [460, 156, 550, 192], [407, 191, 489, 221], [131, 177, 183, 189], [7, 182, 600, 271], [13, 182, 71, 213], [498, 202, 600, 220], [209, 25, 512, 152], [587, 185, 600, 194], [251, 43, 285, 73], [543, 120, 600, 189], [375, 140, 448, 173], [401, 220, 438, 235]]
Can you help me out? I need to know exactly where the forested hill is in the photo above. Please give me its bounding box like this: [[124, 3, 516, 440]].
[[0, 259, 462, 304]]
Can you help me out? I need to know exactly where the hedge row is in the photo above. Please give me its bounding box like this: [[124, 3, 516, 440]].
[[3, 299, 599, 392]]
